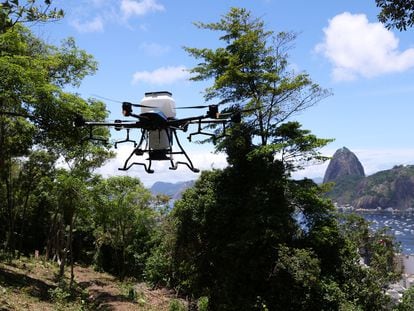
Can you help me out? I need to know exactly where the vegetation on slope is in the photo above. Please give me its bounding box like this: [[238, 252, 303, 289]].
[[0, 255, 185, 311]]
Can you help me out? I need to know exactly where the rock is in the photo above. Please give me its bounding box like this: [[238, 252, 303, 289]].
[[323, 147, 365, 183]]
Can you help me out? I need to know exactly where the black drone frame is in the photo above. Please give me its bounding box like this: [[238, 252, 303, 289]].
[[79, 110, 232, 174]]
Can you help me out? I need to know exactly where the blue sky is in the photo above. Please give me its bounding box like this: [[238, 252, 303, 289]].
[[32, 0, 414, 186]]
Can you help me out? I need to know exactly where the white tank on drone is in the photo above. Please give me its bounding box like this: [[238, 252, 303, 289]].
[[140, 91, 176, 153], [140, 91, 176, 118]]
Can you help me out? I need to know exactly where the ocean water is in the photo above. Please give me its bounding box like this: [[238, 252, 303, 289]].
[[356, 211, 414, 254]]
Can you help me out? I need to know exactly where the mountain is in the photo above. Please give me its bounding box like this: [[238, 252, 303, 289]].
[[150, 180, 195, 200], [324, 147, 414, 210], [323, 147, 365, 183], [352, 165, 414, 210]]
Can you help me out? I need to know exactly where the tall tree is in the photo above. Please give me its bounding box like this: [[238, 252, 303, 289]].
[[0, 17, 112, 259], [159, 7, 400, 310], [91, 176, 157, 279], [185, 7, 331, 147]]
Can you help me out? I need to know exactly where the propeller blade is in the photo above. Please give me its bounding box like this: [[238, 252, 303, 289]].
[[175, 105, 211, 109], [125, 102, 156, 109], [91, 94, 123, 103], [174, 99, 230, 110]]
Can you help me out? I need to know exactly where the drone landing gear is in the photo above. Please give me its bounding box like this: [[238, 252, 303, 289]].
[[187, 120, 227, 144], [118, 129, 199, 173], [118, 131, 154, 173], [114, 128, 137, 149], [169, 130, 199, 173], [119, 160, 154, 174], [82, 126, 108, 144]]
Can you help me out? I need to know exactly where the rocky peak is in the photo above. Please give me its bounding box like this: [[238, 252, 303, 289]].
[[323, 147, 365, 183]]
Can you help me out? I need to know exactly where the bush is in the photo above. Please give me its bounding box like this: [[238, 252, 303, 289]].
[[169, 299, 186, 311]]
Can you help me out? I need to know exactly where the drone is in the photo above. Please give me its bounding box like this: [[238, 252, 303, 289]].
[[74, 91, 241, 174]]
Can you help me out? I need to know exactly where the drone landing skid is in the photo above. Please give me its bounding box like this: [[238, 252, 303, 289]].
[[170, 161, 200, 173], [114, 128, 137, 149], [118, 129, 199, 173], [119, 162, 154, 174]]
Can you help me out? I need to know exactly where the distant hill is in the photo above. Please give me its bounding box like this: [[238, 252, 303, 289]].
[[150, 180, 195, 200], [324, 148, 414, 210], [352, 165, 414, 210]]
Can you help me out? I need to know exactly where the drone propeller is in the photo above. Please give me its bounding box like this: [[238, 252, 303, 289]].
[[174, 104, 212, 109], [91, 95, 157, 115], [174, 98, 230, 110], [121, 102, 155, 118]]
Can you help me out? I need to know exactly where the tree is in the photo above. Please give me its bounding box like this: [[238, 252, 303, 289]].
[[169, 126, 400, 310], [91, 176, 157, 279], [154, 7, 400, 310], [185, 7, 331, 147], [376, 0, 414, 30], [0, 15, 112, 266], [169, 124, 301, 307], [0, 0, 63, 33]]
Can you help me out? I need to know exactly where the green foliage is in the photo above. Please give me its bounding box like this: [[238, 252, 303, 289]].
[[185, 7, 331, 147], [395, 286, 414, 311], [91, 176, 158, 279], [0, 8, 111, 290], [0, 0, 64, 34], [136, 7, 402, 310], [144, 218, 175, 287], [197, 296, 209, 311], [376, 0, 414, 30], [169, 299, 186, 311], [170, 126, 300, 309], [48, 284, 71, 311], [254, 121, 334, 171]]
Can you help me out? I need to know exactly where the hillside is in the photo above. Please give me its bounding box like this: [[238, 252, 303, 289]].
[[352, 165, 414, 210], [150, 180, 194, 200], [324, 148, 414, 210], [0, 257, 184, 311]]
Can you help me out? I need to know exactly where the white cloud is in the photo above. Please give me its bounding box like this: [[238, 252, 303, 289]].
[[71, 16, 104, 33], [132, 66, 190, 85], [315, 12, 414, 81], [68, 0, 164, 33], [121, 0, 165, 19]]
